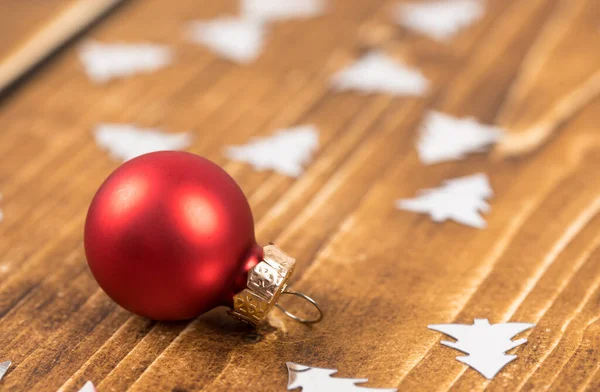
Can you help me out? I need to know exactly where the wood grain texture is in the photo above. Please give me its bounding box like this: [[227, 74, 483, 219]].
[[0, 0, 599, 391], [0, 0, 125, 94]]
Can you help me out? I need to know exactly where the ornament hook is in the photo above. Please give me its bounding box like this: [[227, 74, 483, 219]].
[[229, 244, 324, 327], [275, 288, 323, 324]]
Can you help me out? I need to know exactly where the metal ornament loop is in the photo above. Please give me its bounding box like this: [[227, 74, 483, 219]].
[[229, 244, 323, 327], [275, 288, 323, 324]]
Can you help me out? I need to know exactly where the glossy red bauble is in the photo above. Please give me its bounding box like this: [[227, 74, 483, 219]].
[[84, 151, 263, 321]]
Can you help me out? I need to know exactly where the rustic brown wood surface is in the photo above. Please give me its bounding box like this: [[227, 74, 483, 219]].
[[0, 0, 599, 391], [0, 0, 75, 61], [0, 0, 124, 94]]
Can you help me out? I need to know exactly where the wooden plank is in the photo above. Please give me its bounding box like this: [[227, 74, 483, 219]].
[[0, 0, 71, 60], [0, 0, 599, 391], [0, 0, 126, 94]]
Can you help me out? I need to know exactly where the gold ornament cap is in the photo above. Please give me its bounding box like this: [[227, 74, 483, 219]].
[[228, 244, 323, 327]]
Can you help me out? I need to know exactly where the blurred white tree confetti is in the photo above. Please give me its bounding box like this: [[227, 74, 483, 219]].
[[287, 362, 397, 392], [94, 124, 192, 162], [187, 18, 266, 64], [331, 52, 429, 96], [241, 0, 326, 22], [396, 173, 492, 229], [77, 381, 97, 392], [428, 319, 535, 379], [78, 41, 174, 83], [0, 361, 10, 382], [393, 0, 485, 41], [417, 111, 504, 164], [225, 125, 318, 177]]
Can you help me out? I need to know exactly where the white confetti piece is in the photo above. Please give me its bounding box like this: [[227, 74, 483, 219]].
[[429, 319, 534, 379], [0, 361, 10, 382], [331, 52, 429, 96], [187, 17, 266, 64], [417, 111, 504, 164], [241, 0, 326, 22], [394, 0, 485, 41], [287, 362, 397, 391], [78, 381, 97, 392], [225, 125, 318, 177], [94, 124, 192, 162], [396, 173, 492, 229], [79, 41, 174, 83]]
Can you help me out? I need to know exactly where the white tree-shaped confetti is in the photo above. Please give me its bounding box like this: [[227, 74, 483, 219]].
[[331, 52, 429, 96], [225, 125, 318, 177], [94, 124, 192, 162], [417, 111, 504, 164], [241, 0, 326, 22], [78, 381, 97, 392], [287, 362, 397, 392], [187, 18, 266, 64], [428, 319, 535, 379], [393, 0, 485, 41], [79, 41, 174, 83], [0, 361, 10, 382], [396, 173, 492, 229]]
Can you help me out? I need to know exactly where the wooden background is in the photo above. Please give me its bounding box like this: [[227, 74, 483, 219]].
[[1, 0, 599, 391]]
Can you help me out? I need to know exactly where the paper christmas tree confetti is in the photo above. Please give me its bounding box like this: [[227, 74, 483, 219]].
[[94, 124, 192, 162], [187, 18, 266, 64], [287, 362, 397, 392], [225, 125, 318, 177], [0, 361, 11, 382], [393, 0, 485, 41], [331, 52, 429, 96], [79, 41, 174, 83], [428, 319, 535, 379], [241, 0, 326, 22], [396, 173, 492, 229], [78, 381, 97, 392], [417, 111, 504, 164]]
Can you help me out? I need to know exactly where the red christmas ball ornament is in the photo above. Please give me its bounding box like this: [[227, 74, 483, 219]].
[[84, 151, 321, 326]]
